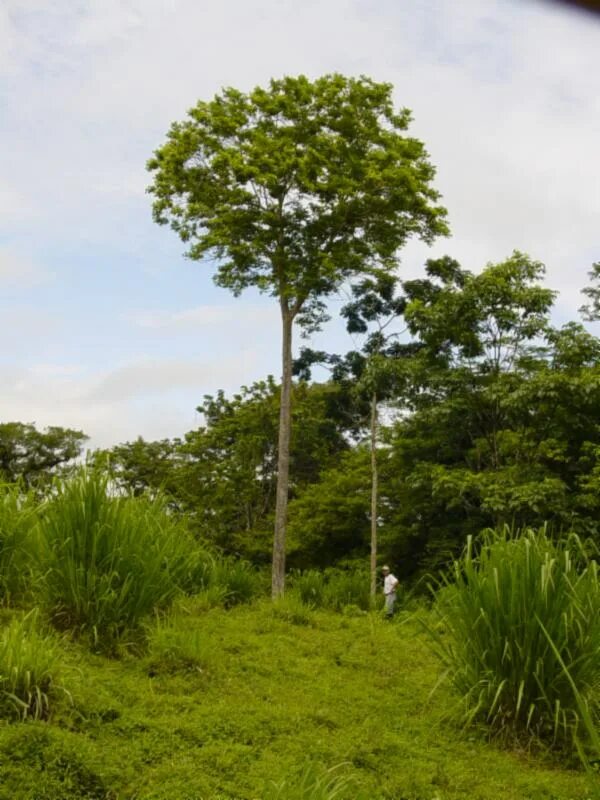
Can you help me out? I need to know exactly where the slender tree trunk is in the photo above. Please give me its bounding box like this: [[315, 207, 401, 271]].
[[272, 303, 294, 598], [370, 392, 378, 599]]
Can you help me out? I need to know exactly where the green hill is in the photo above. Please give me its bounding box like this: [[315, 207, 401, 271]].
[[0, 602, 595, 800]]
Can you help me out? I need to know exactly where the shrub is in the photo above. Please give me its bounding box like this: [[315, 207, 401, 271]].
[[36, 471, 200, 648], [0, 612, 68, 721], [0, 484, 38, 603], [429, 527, 600, 753]]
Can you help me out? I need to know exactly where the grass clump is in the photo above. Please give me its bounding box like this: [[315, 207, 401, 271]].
[[0, 612, 68, 721], [265, 762, 367, 800], [36, 470, 199, 649], [0, 485, 38, 604], [0, 725, 109, 799], [429, 526, 600, 754], [271, 593, 318, 627], [292, 570, 326, 607], [147, 617, 214, 675], [290, 568, 372, 613], [207, 556, 264, 606]]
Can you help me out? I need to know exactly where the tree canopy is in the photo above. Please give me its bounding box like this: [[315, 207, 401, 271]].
[[0, 422, 88, 488]]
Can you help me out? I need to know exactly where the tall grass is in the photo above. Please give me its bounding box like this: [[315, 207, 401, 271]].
[[429, 527, 600, 754], [36, 471, 199, 648], [0, 612, 67, 721], [323, 569, 371, 612], [0, 484, 38, 603], [206, 557, 263, 607], [147, 617, 215, 675], [289, 569, 373, 613], [265, 763, 366, 800], [292, 570, 326, 607]]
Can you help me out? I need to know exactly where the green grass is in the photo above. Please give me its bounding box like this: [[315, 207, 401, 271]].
[[35, 471, 201, 649], [289, 568, 373, 612], [0, 602, 596, 800], [0, 485, 38, 604], [428, 527, 600, 756], [0, 612, 69, 721]]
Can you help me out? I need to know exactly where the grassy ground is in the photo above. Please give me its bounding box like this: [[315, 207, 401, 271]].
[[0, 600, 597, 800]]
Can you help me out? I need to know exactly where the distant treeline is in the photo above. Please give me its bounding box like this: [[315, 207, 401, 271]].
[[4, 253, 599, 580]]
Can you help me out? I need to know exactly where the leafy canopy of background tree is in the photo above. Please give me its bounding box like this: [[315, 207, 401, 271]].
[[147, 73, 448, 595], [99, 379, 355, 561], [382, 254, 600, 572], [284, 253, 600, 577], [0, 422, 88, 488]]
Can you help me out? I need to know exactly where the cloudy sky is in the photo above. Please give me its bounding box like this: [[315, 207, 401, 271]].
[[1, 0, 599, 448]]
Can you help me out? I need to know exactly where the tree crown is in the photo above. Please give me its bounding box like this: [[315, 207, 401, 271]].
[[147, 73, 448, 322]]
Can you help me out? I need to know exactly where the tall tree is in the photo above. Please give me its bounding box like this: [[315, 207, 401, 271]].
[[147, 73, 448, 595]]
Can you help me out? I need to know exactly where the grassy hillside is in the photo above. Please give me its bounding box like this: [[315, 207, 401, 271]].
[[0, 601, 595, 800]]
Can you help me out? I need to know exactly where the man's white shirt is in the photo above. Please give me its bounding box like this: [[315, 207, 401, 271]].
[[384, 574, 398, 595]]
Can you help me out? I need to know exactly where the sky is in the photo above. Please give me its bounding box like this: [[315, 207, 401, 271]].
[[1, 0, 599, 449]]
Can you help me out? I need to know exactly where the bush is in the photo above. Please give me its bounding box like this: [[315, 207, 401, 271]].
[[36, 471, 200, 648], [429, 527, 600, 753], [0, 612, 68, 721], [0, 484, 38, 603]]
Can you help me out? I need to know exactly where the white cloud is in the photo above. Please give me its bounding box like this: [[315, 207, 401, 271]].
[[0, 248, 51, 287], [125, 303, 278, 332], [0, 354, 264, 448], [86, 356, 256, 404]]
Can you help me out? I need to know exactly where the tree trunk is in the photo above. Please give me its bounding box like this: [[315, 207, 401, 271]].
[[272, 304, 294, 598], [370, 392, 378, 599]]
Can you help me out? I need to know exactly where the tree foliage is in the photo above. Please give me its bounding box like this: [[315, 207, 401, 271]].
[[0, 422, 88, 488]]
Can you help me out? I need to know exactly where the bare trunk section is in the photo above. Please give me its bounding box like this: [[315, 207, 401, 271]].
[[370, 392, 378, 599], [272, 304, 294, 598]]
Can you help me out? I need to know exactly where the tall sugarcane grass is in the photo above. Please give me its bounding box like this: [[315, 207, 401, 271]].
[[36, 471, 200, 649], [0, 612, 68, 721], [0, 484, 38, 604], [429, 527, 600, 755]]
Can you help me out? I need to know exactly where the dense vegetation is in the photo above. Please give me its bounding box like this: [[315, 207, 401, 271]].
[[2, 73, 599, 797], [0, 474, 598, 798], [85, 253, 600, 583]]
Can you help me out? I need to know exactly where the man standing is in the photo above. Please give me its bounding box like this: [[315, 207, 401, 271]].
[[382, 565, 399, 618]]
